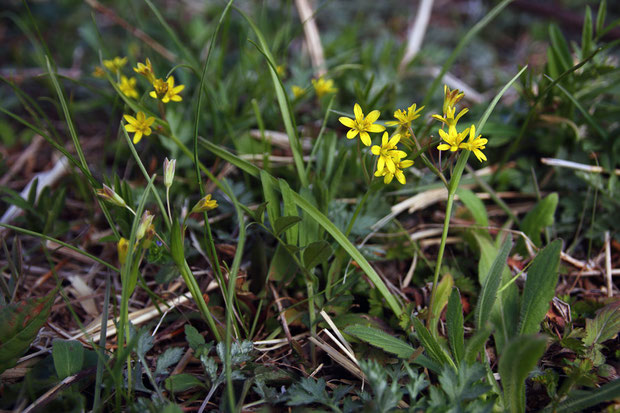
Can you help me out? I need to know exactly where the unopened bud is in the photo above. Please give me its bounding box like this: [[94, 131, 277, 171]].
[[164, 158, 176, 189], [96, 184, 127, 208], [190, 194, 218, 214], [136, 210, 154, 242], [117, 237, 129, 265]]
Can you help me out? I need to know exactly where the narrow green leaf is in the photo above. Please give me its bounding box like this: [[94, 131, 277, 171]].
[[344, 325, 415, 359], [582, 6, 593, 58], [412, 318, 456, 370], [596, 0, 607, 38], [464, 325, 493, 364], [498, 335, 547, 413], [165, 374, 205, 393], [518, 239, 562, 335], [260, 170, 280, 229], [520, 193, 558, 248], [549, 24, 573, 72], [446, 288, 464, 364], [476, 238, 512, 328], [456, 188, 488, 227], [52, 339, 84, 379], [279, 179, 299, 245], [0, 290, 56, 373], [274, 216, 302, 238], [540, 378, 620, 413], [303, 240, 332, 270]]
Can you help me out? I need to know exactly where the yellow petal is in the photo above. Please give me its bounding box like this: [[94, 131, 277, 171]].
[[367, 124, 386, 133], [125, 124, 137, 132], [386, 158, 396, 173], [400, 160, 414, 168], [123, 114, 136, 124], [388, 134, 400, 147], [133, 131, 143, 144], [377, 156, 385, 173], [371, 145, 381, 155], [365, 110, 380, 124], [360, 132, 371, 146], [395, 170, 406, 185], [149, 91, 158, 99], [384, 173, 394, 184], [339, 117, 356, 128], [346, 129, 359, 140], [437, 144, 450, 151], [353, 103, 363, 121], [381, 132, 388, 146]]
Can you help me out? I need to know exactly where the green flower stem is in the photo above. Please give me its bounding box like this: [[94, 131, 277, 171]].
[[427, 151, 470, 332]]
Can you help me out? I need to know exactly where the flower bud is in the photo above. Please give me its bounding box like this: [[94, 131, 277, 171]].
[[136, 210, 154, 242], [164, 157, 176, 189], [96, 184, 127, 208], [190, 194, 218, 214], [117, 237, 129, 265]]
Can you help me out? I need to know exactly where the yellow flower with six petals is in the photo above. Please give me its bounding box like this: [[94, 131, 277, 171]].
[[339, 103, 385, 146], [371, 132, 407, 175], [376, 159, 414, 185], [312, 77, 337, 98], [133, 58, 155, 83], [118, 76, 138, 99], [150, 76, 184, 103], [437, 126, 470, 153], [103, 56, 127, 74], [458, 125, 487, 162], [386, 103, 424, 131], [123, 111, 155, 144]]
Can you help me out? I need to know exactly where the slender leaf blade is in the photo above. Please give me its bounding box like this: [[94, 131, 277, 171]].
[[344, 325, 415, 359], [446, 288, 464, 364], [476, 238, 512, 328]]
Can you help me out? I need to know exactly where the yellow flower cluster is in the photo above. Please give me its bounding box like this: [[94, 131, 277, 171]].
[[132, 58, 185, 104], [434, 86, 487, 162], [339, 103, 420, 185]]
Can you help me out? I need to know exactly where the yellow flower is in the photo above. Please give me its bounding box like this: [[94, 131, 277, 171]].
[[123, 111, 155, 144], [118, 76, 138, 99], [437, 126, 470, 153], [385, 103, 424, 132], [441, 85, 464, 116], [191, 194, 218, 214], [276, 65, 286, 77], [459, 125, 488, 162], [339, 103, 385, 146], [371, 132, 407, 174], [103, 56, 127, 74], [312, 77, 337, 98], [292, 85, 305, 98], [432, 106, 468, 133], [133, 58, 155, 83], [93, 66, 105, 78], [150, 76, 184, 103], [117, 237, 129, 265], [377, 159, 414, 185]]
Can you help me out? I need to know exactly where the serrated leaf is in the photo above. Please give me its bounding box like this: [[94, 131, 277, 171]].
[[0, 290, 55, 373], [156, 347, 184, 376], [137, 331, 154, 358], [286, 377, 328, 406], [344, 324, 415, 359], [498, 335, 547, 413], [165, 373, 205, 393], [446, 288, 464, 365], [476, 238, 512, 329], [273, 216, 302, 237], [303, 240, 332, 269], [518, 240, 562, 335], [185, 325, 205, 350], [457, 188, 488, 227], [583, 301, 620, 346], [520, 193, 558, 248], [52, 339, 84, 379], [412, 318, 456, 370]]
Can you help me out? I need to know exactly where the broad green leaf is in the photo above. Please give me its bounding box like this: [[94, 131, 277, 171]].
[[273, 216, 302, 237], [446, 288, 464, 365], [498, 335, 547, 413], [412, 318, 456, 370], [52, 339, 84, 379], [520, 193, 558, 248], [0, 289, 55, 373], [430, 274, 454, 336], [456, 188, 488, 227], [279, 179, 299, 245], [518, 239, 562, 335], [268, 243, 297, 282], [539, 378, 620, 413], [583, 301, 620, 346], [185, 325, 205, 350], [476, 238, 512, 328], [165, 373, 205, 393], [261, 170, 280, 229], [303, 240, 332, 270], [344, 325, 415, 359]]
